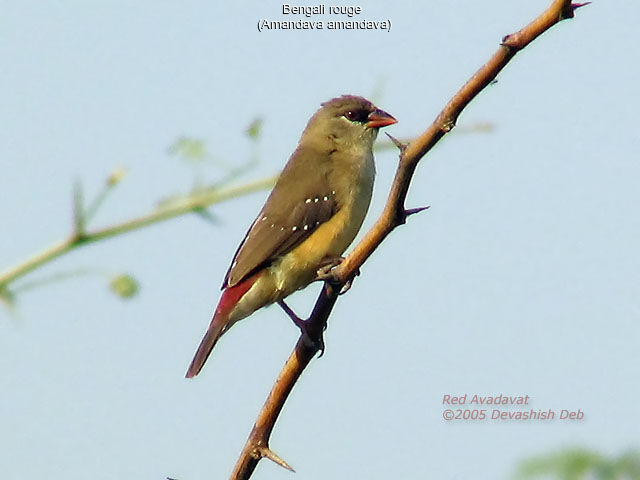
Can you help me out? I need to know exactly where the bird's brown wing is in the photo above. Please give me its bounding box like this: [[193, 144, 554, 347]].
[[223, 149, 338, 288]]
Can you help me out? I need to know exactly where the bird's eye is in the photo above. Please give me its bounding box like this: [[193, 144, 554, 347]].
[[344, 109, 368, 123]]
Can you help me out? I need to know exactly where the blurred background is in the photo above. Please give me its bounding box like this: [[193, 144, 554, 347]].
[[1, 1, 639, 479]]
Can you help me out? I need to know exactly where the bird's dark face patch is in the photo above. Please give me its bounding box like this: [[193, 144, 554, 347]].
[[343, 108, 371, 124]]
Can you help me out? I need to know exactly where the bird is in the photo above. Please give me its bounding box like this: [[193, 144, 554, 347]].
[[185, 95, 397, 378]]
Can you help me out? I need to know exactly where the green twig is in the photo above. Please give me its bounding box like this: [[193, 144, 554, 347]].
[[84, 183, 114, 226], [13, 267, 106, 293], [0, 176, 277, 292]]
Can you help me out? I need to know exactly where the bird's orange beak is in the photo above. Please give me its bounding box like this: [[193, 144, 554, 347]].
[[366, 108, 397, 128]]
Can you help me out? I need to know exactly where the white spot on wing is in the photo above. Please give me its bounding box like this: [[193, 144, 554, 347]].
[[292, 226, 298, 231], [305, 198, 311, 204]]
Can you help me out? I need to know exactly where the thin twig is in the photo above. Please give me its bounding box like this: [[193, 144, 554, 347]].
[[229, 1, 587, 478], [0, 176, 277, 292]]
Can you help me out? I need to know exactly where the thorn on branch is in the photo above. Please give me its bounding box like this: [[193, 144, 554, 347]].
[[405, 206, 430, 217], [385, 132, 407, 152], [395, 205, 430, 226], [500, 34, 524, 51], [563, 2, 591, 19], [257, 445, 295, 472], [440, 119, 455, 133]]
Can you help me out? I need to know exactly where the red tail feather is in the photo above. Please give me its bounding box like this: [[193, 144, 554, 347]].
[[185, 273, 260, 378]]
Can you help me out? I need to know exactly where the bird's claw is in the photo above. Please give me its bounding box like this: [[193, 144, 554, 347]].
[[316, 256, 344, 282], [339, 277, 354, 295], [316, 256, 360, 294], [308, 330, 326, 357]]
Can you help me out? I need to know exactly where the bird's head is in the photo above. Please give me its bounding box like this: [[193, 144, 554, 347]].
[[301, 95, 397, 152]]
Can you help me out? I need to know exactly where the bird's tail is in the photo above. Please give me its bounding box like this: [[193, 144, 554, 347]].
[[185, 273, 260, 378], [185, 309, 227, 378]]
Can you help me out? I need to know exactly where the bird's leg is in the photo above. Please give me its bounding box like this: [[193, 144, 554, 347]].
[[316, 256, 360, 295], [277, 300, 325, 356], [277, 299, 305, 329]]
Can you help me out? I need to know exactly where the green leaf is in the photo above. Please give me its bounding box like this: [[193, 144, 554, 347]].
[[246, 117, 263, 140], [168, 137, 209, 163], [0, 285, 16, 309], [109, 274, 140, 299], [514, 448, 640, 480]]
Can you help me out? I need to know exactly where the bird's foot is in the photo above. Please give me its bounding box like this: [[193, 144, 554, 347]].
[[277, 300, 326, 356], [316, 256, 360, 295], [316, 256, 345, 281]]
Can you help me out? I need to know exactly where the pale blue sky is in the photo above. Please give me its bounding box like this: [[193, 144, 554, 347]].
[[1, 1, 639, 479]]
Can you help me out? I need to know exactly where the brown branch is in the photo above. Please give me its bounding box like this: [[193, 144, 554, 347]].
[[230, 1, 587, 478], [230, 282, 339, 479]]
